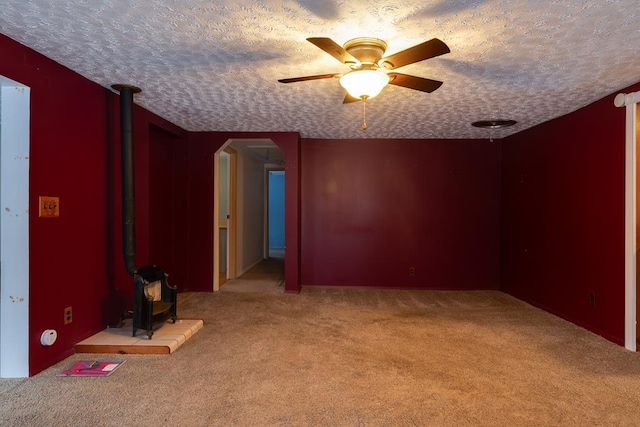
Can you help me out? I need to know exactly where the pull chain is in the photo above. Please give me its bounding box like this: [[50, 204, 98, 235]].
[[362, 95, 368, 130]]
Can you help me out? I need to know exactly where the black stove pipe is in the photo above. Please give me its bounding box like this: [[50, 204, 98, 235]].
[[112, 84, 141, 276]]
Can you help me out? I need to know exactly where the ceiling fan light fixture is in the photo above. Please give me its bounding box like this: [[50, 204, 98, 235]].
[[339, 69, 390, 100]]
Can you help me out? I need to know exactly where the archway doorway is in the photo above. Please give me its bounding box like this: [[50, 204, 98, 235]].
[[213, 139, 285, 291]]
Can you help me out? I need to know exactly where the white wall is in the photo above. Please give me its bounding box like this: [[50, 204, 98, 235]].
[[236, 147, 266, 275], [219, 153, 229, 220], [218, 153, 229, 274]]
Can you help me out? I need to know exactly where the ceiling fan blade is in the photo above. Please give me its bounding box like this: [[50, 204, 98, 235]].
[[278, 73, 340, 83], [307, 37, 359, 64], [343, 93, 361, 104], [388, 73, 443, 93], [379, 38, 450, 70]]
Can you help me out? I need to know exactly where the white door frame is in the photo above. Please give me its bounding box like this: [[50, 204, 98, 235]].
[[213, 142, 237, 291], [615, 91, 640, 351], [0, 76, 30, 377]]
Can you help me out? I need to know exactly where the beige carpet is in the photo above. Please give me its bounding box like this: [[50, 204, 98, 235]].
[[2, 259, 640, 426]]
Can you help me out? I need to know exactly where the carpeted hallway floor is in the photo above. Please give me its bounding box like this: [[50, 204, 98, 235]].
[[2, 259, 640, 426]]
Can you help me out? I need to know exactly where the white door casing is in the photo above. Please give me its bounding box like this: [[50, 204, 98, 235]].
[[615, 91, 640, 351], [0, 76, 30, 378]]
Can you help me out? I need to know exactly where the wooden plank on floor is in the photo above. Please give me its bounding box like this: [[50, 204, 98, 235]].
[[73, 319, 204, 355], [74, 344, 171, 355]]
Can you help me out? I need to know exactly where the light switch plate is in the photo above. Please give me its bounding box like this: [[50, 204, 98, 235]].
[[39, 196, 59, 218]]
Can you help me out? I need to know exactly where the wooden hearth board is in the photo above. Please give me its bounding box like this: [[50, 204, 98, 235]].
[[74, 318, 203, 355]]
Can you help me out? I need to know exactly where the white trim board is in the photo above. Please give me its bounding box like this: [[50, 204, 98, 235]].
[[615, 90, 640, 351], [0, 76, 30, 377]]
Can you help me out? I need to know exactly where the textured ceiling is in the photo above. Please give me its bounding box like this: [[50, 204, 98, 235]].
[[1, 1, 639, 140]]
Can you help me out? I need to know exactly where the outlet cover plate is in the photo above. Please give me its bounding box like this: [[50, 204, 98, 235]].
[[39, 196, 59, 218], [64, 306, 72, 325]]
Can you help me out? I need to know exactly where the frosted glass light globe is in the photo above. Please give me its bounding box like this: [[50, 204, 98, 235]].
[[340, 69, 390, 99]]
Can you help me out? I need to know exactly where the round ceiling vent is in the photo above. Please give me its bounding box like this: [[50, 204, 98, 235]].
[[472, 119, 517, 129]]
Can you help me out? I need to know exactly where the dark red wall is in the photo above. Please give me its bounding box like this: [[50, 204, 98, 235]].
[[148, 124, 189, 288], [301, 138, 502, 289], [149, 125, 175, 272], [0, 34, 187, 375], [182, 132, 220, 291], [501, 82, 640, 345], [3, 36, 112, 375], [185, 132, 301, 293]]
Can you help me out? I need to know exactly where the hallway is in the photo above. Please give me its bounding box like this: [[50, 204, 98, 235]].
[[221, 257, 284, 293]]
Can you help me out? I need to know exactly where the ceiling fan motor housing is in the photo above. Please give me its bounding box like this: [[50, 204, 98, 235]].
[[343, 37, 387, 66]]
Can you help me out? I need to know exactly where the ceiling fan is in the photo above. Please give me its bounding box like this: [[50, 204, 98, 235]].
[[278, 36, 450, 129], [278, 37, 450, 103]]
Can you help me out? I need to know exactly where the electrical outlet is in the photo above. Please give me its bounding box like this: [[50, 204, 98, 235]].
[[64, 306, 73, 324], [589, 292, 596, 306], [409, 267, 415, 276]]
